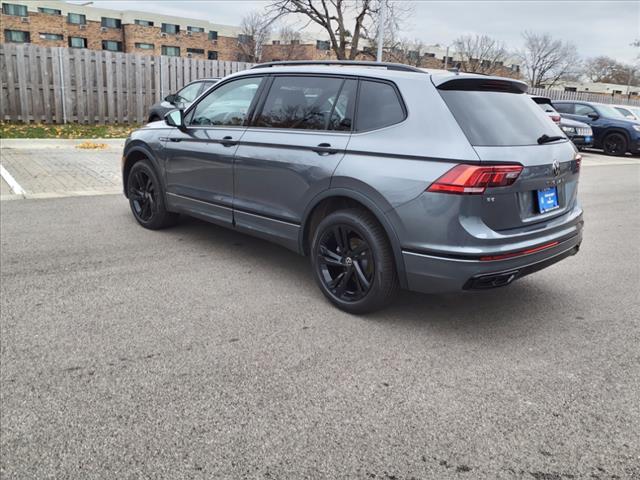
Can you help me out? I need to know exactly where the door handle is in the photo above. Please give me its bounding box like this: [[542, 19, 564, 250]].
[[220, 135, 237, 147], [168, 137, 182, 142], [313, 143, 336, 155]]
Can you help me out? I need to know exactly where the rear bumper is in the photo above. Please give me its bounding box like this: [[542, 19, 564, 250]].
[[402, 230, 582, 294]]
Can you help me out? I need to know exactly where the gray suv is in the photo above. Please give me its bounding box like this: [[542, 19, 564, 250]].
[[122, 61, 583, 313]]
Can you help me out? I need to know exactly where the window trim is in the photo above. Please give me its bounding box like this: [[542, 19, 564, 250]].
[[68, 36, 87, 48], [67, 12, 86, 25], [38, 7, 62, 15], [39, 32, 64, 41], [101, 40, 123, 52], [183, 74, 268, 129], [2, 3, 27, 16], [101, 17, 122, 29]]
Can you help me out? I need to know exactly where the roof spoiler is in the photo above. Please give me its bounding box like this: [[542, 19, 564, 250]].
[[434, 76, 528, 94]]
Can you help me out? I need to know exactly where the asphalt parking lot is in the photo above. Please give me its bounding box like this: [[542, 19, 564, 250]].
[[1, 152, 639, 479]]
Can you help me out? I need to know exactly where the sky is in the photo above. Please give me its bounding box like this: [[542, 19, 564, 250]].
[[84, 0, 640, 63]]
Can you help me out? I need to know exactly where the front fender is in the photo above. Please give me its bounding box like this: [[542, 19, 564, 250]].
[[122, 140, 167, 197]]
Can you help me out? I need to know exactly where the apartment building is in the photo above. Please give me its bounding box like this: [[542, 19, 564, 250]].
[[1, 0, 244, 60]]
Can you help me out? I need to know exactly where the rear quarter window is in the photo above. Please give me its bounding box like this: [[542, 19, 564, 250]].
[[439, 90, 561, 146], [355, 80, 405, 131]]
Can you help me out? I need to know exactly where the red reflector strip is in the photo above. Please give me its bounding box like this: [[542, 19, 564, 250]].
[[479, 241, 559, 261]]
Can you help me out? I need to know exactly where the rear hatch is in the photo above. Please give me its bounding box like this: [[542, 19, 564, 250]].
[[434, 76, 580, 231]]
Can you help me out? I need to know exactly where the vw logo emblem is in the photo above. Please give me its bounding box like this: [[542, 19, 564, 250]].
[[552, 160, 561, 177], [344, 257, 353, 266]]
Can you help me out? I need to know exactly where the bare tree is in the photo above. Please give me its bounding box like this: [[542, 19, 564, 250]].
[[269, 0, 406, 60], [276, 25, 307, 60], [519, 31, 581, 88], [584, 55, 638, 85], [237, 11, 278, 62], [453, 34, 507, 75]]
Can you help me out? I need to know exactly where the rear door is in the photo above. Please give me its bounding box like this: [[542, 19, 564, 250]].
[[232, 75, 357, 250], [438, 81, 579, 231]]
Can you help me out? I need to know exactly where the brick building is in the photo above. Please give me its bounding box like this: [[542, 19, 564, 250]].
[[1, 0, 522, 76], [1, 0, 244, 60]]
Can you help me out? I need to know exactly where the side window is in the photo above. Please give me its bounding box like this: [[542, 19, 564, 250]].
[[255, 76, 349, 130], [553, 103, 574, 114], [189, 77, 263, 127], [198, 81, 216, 95], [574, 104, 595, 116], [356, 80, 405, 131], [175, 82, 203, 103]]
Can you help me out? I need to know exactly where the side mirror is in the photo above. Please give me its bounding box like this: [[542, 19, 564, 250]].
[[587, 112, 599, 121], [164, 94, 176, 104], [164, 109, 186, 130]]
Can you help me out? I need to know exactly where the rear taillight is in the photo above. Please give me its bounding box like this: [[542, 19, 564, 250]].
[[574, 153, 582, 172], [551, 115, 561, 124], [427, 164, 523, 195]]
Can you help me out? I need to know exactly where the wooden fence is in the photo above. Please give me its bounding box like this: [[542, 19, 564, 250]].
[[529, 86, 640, 107], [1, 43, 638, 124], [0, 43, 253, 124]]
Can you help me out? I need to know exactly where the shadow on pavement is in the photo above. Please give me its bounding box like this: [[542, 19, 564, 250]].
[[144, 213, 559, 337]]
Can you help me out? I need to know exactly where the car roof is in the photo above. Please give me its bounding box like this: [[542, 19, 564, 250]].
[[227, 63, 528, 92]]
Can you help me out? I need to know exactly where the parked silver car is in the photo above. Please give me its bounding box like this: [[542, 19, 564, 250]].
[[122, 61, 583, 313], [147, 78, 219, 123]]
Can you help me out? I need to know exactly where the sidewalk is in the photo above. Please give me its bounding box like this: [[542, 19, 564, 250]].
[[1, 139, 124, 200]]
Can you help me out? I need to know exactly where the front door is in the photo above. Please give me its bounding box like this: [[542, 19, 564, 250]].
[[233, 76, 358, 250], [164, 76, 264, 226]]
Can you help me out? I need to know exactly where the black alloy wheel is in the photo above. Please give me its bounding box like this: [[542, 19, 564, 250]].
[[311, 208, 398, 313], [127, 160, 178, 229], [602, 132, 628, 156], [129, 169, 156, 222], [317, 224, 374, 302]]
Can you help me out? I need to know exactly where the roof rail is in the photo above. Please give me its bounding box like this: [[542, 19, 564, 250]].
[[251, 60, 427, 73]]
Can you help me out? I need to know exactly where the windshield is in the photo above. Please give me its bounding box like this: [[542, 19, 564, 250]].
[[440, 90, 562, 146]]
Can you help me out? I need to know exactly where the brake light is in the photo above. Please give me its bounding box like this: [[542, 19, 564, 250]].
[[551, 115, 561, 124], [574, 153, 582, 172], [427, 164, 523, 194]]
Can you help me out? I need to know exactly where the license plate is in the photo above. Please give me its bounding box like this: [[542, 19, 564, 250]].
[[584, 136, 592, 143], [537, 186, 559, 213]]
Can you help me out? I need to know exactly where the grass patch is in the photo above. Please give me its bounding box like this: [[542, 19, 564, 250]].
[[0, 122, 140, 139]]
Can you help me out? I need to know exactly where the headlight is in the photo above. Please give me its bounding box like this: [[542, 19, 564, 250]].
[[633, 125, 640, 132], [561, 126, 577, 134]]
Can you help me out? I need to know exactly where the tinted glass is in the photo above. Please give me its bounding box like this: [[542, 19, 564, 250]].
[[256, 76, 346, 130], [328, 79, 357, 131], [189, 77, 263, 127], [596, 104, 625, 118], [574, 104, 596, 116], [175, 82, 202, 103], [356, 80, 405, 131], [553, 103, 574, 114], [439, 90, 560, 146], [615, 107, 634, 118]]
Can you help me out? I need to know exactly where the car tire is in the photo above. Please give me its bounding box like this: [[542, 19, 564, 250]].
[[126, 159, 178, 230], [602, 132, 628, 156], [311, 208, 398, 314]]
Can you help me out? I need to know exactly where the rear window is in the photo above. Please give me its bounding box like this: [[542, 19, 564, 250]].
[[439, 90, 560, 146]]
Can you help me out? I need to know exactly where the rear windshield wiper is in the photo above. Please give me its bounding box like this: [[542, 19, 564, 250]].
[[537, 134, 565, 144]]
